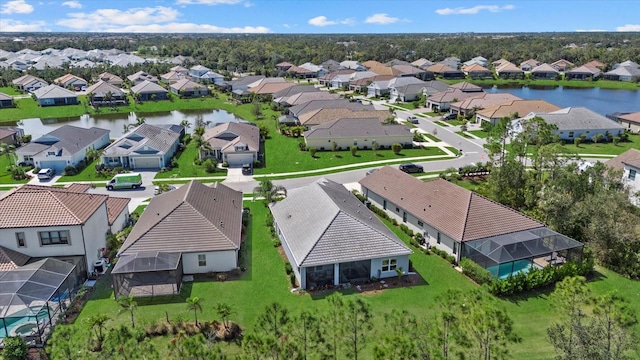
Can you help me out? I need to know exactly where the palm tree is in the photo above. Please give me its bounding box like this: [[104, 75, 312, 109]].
[[86, 313, 110, 346], [0, 142, 17, 165], [104, 91, 113, 107], [253, 179, 287, 203], [186, 296, 203, 326], [134, 116, 146, 127], [179, 119, 191, 130], [117, 294, 138, 328], [216, 303, 233, 330]]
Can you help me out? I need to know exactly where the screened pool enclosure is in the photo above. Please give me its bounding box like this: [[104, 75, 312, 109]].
[[111, 252, 183, 298], [0, 258, 78, 348], [462, 227, 584, 279]]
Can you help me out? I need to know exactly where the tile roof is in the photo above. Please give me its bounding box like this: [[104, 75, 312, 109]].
[[304, 118, 412, 139], [450, 93, 522, 111], [531, 63, 560, 74], [427, 88, 485, 103], [249, 81, 296, 95], [0, 246, 31, 272], [12, 74, 47, 86], [411, 58, 434, 68], [279, 91, 339, 107], [566, 65, 601, 76], [97, 72, 123, 84], [203, 122, 260, 153], [15, 125, 109, 158], [170, 78, 205, 92], [463, 64, 492, 73], [54, 74, 86, 85], [476, 100, 560, 120], [583, 60, 606, 69], [0, 92, 13, 101], [606, 149, 640, 172], [103, 123, 180, 156], [130, 80, 167, 94], [0, 128, 16, 139], [119, 181, 242, 255], [270, 178, 411, 267], [359, 167, 544, 242], [426, 64, 459, 73], [289, 99, 372, 118], [299, 109, 389, 126], [535, 107, 625, 132], [619, 112, 640, 125], [520, 59, 540, 68], [85, 80, 125, 97], [449, 81, 483, 91], [272, 84, 320, 99], [496, 61, 523, 73], [33, 84, 76, 99], [0, 184, 108, 228], [106, 197, 131, 225], [605, 66, 640, 77]]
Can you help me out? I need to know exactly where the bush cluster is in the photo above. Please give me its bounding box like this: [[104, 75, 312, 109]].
[[431, 248, 456, 264], [460, 258, 493, 285]]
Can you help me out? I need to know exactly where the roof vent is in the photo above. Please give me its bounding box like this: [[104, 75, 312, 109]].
[[287, 214, 291, 218]]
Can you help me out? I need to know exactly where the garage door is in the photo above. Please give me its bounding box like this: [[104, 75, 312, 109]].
[[39, 160, 67, 173], [133, 157, 160, 169], [226, 153, 254, 167]]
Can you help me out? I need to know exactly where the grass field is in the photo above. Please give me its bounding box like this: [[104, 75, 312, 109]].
[[70, 201, 640, 359], [456, 131, 473, 139], [433, 120, 450, 127], [0, 86, 21, 95], [507, 134, 640, 156], [0, 155, 30, 184], [423, 133, 441, 142], [58, 158, 104, 182], [154, 141, 227, 179], [468, 129, 489, 138]]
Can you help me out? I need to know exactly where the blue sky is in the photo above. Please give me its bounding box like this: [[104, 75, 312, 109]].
[[1, 0, 639, 33]]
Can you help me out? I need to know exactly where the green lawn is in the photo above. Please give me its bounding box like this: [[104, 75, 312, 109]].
[[468, 130, 489, 138], [423, 133, 441, 142], [70, 201, 640, 359], [391, 103, 416, 110], [422, 112, 440, 117], [0, 155, 30, 184], [433, 120, 450, 127], [456, 131, 473, 139], [154, 141, 227, 179], [58, 158, 105, 182], [447, 119, 464, 126], [0, 86, 21, 95], [506, 134, 640, 156]]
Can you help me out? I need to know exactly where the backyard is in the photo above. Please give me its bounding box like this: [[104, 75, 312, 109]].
[[67, 201, 640, 359], [154, 141, 227, 179], [506, 133, 640, 156]]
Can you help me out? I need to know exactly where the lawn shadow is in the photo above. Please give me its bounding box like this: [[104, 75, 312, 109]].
[[395, 153, 406, 156], [308, 273, 428, 301], [375, 153, 385, 157], [237, 213, 253, 282], [501, 286, 555, 306], [136, 282, 193, 306], [352, 154, 361, 158]]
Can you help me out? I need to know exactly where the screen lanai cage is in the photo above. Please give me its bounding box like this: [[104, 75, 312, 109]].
[[111, 252, 183, 298], [462, 227, 584, 279], [0, 258, 77, 348]]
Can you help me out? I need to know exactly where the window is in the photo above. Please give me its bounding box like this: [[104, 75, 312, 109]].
[[630, 169, 637, 181], [402, 212, 407, 223], [395, 207, 399, 213], [16, 232, 26, 247], [437, 232, 441, 244], [417, 221, 424, 227], [453, 242, 458, 255], [382, 258, 397, 272], [39, 231, 69, 245], [47, 151, 56, 156], [568, 131, 574, 138], [198, 254, 207, 267]]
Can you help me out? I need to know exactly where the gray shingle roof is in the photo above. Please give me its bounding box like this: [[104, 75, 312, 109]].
[[537, 107, 625, 131], [15, 125, 109, 158], [203, 122, 260, 153], [103, 123, 180, 156], [130, 80, 167, 94], [119, 181, 242, 255], [0, 246, 31, 272], [33, 84, 76, 99], [359, 167, 544, 242], [304, 118, 412, 139], [85, 81, 125, 97], [289, 99, 372, 118], [607, 148, 640, 173], [269, 178, 411, 267]]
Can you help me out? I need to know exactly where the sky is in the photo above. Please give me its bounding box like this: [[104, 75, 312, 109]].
[[0, 0, 639, 34]]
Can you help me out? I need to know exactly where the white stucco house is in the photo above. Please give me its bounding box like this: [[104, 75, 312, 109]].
[[15, 125, 110, 173], [607, 149, 640, 206], [0, 184, 130, 277], [101, 123, 181, 170], [303, 118, 413, 150], [270, 178, 412, 289], [201, 122, 260, 167]]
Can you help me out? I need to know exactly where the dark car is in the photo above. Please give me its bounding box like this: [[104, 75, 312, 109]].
[[399, 163, 424, 173], [443, 113, 457, 120], [242, 163, 253, 175]]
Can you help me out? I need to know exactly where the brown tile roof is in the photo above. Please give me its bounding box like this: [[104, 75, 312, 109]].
[[0, 246, 31, 271], [319, 69, 355, 81], [362, 60, 385, 68], [450, 93, 522, 111], [203, 122, 260, 153], [606, 149, 640, 172], [106, 197, 131, 225], [551, 59, 575, 67], [426, 64, 458, 73], [520, 59, 540, 68], [0, 185, 108, 228], [64, 183, 92, 192], [619, 112, 640, 125], [476, 100, 560, 120], [367, 65, 398, 76], [54, 73, 86, 85], [118, 181, 242, 255], [299, 109, 390, 127], [427, 88, 484, 103], [0, 128, 17, 139], [495, 61, 523, 73], [462, 64, 491, 73], [350, 75, 394, 87], [583, 60, 606, 69], [249, 81, 295, 95], [359, 166, 544, 242]]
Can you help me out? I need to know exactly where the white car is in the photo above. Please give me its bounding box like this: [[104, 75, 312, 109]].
[[154, 185, 176, 195], [37, 168, 55, 181]]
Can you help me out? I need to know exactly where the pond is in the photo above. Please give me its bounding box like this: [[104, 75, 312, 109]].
[[484, 85, 640, 116], [14, 109, 245, 139]]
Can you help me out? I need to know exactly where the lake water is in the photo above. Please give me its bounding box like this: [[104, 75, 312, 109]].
[[485, 85, 640, 116], [13, 109, 244, 139]]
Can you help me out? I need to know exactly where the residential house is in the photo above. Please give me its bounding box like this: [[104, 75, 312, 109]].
[[101, 123, 181, 170], [513, 107, 624, 141], [359, 166, 583, 277], [421, 80, 452, 96], [0, 184, 130, 277], [298, 109, 390, 127], [583, 60, 606, 69], [449, 82, 483, 92], [616, 112, 640, 132], [614, 60, 640, 69], [272, 85, 322, 106], [520, 59, 541, 71], [286, 65, 316, 79], [0, 92, 15, 108], [449, 93, 522, 117], [53, 74, 87, 90], [475, 100, 560, 125], [127, 71, 158, 86], [462, 64, 493, 79], [351, 75, 394, 93], [386, 59, 412, 67], [299, 62, 328, 77], [366, 78, 394, 98], [275, 62, 294, 72], [0, 127, 23, 145], [439, 57, 461, 70], [492, 58, 511, 68], [550, 59, 575, 72], [221, 75, 266, 92], [276, 91, 339, 108], [603, 66, 640, 82], [33, 85, 79, 106], [130, 81, 168, 101], [426, 88, 485, 112], [340, 60, 367, 71], [170, 79, 209, 97], [96, 72, 124, 87], [189, 65, 211, 80], [12, 74, 48, 92], [320, 59, 341, 72], [288, 100, 373, 123], [426, 64, 464, 79], [160, 70, 187, 84], [15, 125, 109, 172], [85, 81, 127, 107], [170, 65, 189, 75], [389, 77, 427, 102], [113, 180, 242, 296], [495, 61, 525, 79], [270, 178, 412, 289], [606, 149, 640, 206], [198, 71, 225, 85], [411, 58, 434, 69], [201, 122, 260, 166], [363, 60, 385, 69], [565, 65, 601, 80], [330, 73, 354, 89], [304, 118, 412, 150], [530, 63, 560, 79], [318, 69, 354, 86], [463, 56, 488, 67], [390, 65, 434, 80], [250, 81, 296, 100]]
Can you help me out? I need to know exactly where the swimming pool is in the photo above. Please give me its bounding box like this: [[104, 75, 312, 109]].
[[486, 259, 535, 279], [0, 307, 51, 339]]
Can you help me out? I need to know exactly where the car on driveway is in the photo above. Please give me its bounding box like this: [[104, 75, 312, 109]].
[[443, 113, 457, 120], [154, 185, 176, 195], [37, 168, 55, 181], [399, 163, 424, 173], [242, 163, 253, 175]]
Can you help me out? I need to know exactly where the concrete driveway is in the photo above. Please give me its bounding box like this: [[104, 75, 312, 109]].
[[223, 167, 252, 183]]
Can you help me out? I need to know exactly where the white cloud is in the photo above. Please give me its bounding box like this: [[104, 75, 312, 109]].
[[365, 13, 400, 25], [61, 1, 82, 9], [0, 19, 48, 31], [308, 15, 354, 27], [1, 0, 34, 14], [176, 0, 244, 4], [436, 4, 515, 15], [104, 23, 270, 33], [282, 23, 297, 29], [616, 24, 640, 32], [57, 6, 180, 30]]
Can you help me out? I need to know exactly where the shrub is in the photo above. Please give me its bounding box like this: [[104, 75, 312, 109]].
[[194, 158, 203, 166], [460, 258, 492, 285], [350, 145, 357, 156], [391, 143, 402, 154], [222, 162, 229, 167], [573, 138, 581, 147], [309, 147, 317, 157], [253, 160, 262, 168], [284, 263, 293, 275], [170, 158, 179, 168], [63, 165, 78, 176], [203, 158, 217, 173], [290, 273, 297, 287], [3, 336, 28, 360], [351, 190, 366, 203], [21, 134, 32, 143], [613, 136, 621, 146]]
